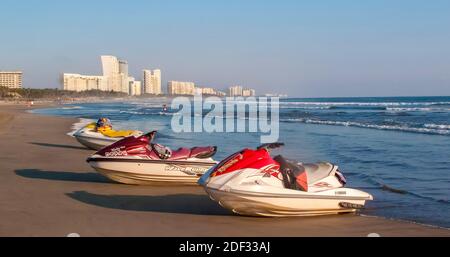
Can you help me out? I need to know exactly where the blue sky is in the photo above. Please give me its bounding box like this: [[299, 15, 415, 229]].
[[1, 0, 449, 97]]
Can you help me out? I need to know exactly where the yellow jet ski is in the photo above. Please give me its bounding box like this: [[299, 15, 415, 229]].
[[73, 118, 142, 150]]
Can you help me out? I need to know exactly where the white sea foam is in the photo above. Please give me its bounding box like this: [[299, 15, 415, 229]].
[[281, 106, 332, 110], [67, 118, 95, 136], [281, 118, 450, 135], [128, 101, 170, 108], [158, 112, 179, 116], [280, 101, 450, 106], [424, 123, 450, 129], [61, 106, 83, 110], [126, 99, 450, 112], [386, 107, 450, 112], [119, 110, 144, 115]]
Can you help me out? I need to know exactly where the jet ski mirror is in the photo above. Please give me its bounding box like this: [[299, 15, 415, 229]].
[[257, 142, 285, 152]]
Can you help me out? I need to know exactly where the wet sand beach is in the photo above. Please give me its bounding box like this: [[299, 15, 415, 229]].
[[0, 104, 448, 236]]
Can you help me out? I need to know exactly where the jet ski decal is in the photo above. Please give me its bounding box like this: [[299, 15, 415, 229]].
[[105, 147, 128, 157], [165, 165, 209, 176], [211, 149, 279, 178]]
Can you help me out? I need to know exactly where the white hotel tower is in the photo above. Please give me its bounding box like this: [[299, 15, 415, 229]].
[[63, 55, 141, 95], [143, 69, 161, 95], [101, 55, 124, 93]]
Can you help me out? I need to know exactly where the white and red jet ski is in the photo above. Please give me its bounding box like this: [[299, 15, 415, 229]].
[[87, 131, 217, 185], [199, 143, 373, 217]]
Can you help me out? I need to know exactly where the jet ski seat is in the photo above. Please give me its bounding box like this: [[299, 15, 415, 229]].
[[169, 148, 191, 160], [274, 155, 308, 191], [302, 162, 335, 184], [274, 156, 335, 192], [190, 146, 217, 159], [169, 146, 217, 160]]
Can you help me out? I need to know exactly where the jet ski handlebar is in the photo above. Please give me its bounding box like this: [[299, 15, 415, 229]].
[[257, 142, 285, 151], [144, 131, 158, 141]]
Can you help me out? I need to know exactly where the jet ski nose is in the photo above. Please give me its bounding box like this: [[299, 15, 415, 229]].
[[361, 192, 374, 201], [198, 164, 217, 186]]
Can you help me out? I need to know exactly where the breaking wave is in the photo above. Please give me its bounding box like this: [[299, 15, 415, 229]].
[[386, 107, 450, 112], [67, 118, 94, 136], [280, 101, 450, 106], [424, 124, 450, 129], [279, 101, 450, 112], [61, 106, 83, 110], [281, 118, 450, 135]]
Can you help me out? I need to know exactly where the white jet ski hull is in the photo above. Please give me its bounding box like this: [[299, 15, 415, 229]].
[[73, 127, 142, 150], [74, 134, 118, 150], [88, 157, 216, 185], [204, 187, 372, 217]]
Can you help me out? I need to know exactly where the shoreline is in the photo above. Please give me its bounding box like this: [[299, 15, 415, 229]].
[[359, 214, 449, 232], [0, 103, 448, 236]]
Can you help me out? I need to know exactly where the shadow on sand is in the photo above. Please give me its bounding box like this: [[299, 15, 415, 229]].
[[15, 169, 111, 184], [29, 142, 90, 151], [66, 190, 230, 216]]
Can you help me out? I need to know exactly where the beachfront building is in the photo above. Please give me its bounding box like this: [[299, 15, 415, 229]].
[[167, 81, 195, 95], [119, 60, 130, 94], [127, 77, 141, 96], [62, 55, 136, 94], [194, 87, 203, 96], [143, 69, 161, 95], [216, 90, 227, 97], [242, 88, 256, 97], [62, 73, 107, 92], [0, 71, 22, 89], [201, 87, 217, 95], [101, 55, 131, 93], [193, 87, 225, 96], [228, 85, 243, 96], [228, 85, 256, 97], [129, 80, 142, 96]]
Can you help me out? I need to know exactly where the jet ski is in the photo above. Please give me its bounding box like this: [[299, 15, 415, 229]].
[[199, 143, 373, 217], [87, 131, 217, 185], [73, 118, 142, 150]]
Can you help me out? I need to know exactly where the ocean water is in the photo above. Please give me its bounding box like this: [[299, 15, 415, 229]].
[[33, 96, 450, 228]]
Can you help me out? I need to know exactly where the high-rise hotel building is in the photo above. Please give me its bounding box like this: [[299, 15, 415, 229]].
[[228, 85, 255, 97], [129, 80, 142, 96], [119, 60, 130, 94], [242, 88, 256, 97], [63, 56, 139, 94], [63, 74, 107, 92], [143, 69, 162, 95], [228, 85, 243, 96], [0, 71, 22, 89], [101, 55, 125, 93], [193, 87, 225, 96], [167, 81, 195, 95]]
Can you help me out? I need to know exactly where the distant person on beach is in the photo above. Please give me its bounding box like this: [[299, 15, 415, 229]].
[[162, 104, 168, 112]]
